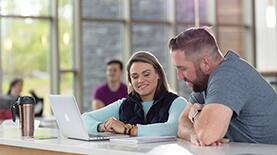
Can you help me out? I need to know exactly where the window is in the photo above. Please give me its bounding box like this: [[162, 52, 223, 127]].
[[82, 22, 123, 111], [0, 1, 256, 113], [59, 0, 74, 95], [216, 0, 254, 64], [81, 0, 125, 111], [0, 0, 52, 115], [0, 0, 76, 116], [78, 0, 255, 111]]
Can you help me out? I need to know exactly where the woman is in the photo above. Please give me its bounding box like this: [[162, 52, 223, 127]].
[[7, 78, 23, 98], [82, 51, 187, 136], [0, 78, 23, 120]]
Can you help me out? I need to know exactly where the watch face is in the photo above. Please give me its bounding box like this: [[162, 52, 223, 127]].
[[192, 110, 199, 118], [125, 124, 133, 129], [189, 109, 201, 122]]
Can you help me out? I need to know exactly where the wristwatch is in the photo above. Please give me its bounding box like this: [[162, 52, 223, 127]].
[[189, 109, 202, 123], [124, 124, 133, 135]]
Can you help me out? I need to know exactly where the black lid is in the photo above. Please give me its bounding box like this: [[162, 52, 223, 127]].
[[17, 96, 36, 105]]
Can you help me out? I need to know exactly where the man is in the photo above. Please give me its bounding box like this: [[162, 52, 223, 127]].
[[92, 59, 128, 110], [169, 27, 277, 146]]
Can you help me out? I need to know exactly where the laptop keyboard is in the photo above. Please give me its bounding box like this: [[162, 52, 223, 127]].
[[88, 132, 129, 139], [88, 134, 105, 137], [88, 132, 115, 137]]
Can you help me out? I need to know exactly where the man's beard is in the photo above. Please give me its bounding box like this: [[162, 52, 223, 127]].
[[191, 67, 209, 92]]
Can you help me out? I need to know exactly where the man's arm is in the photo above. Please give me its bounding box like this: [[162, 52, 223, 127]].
[[178, 102, 195, 140], [92, 99, 105, 110], [193, 103, 233, 146]]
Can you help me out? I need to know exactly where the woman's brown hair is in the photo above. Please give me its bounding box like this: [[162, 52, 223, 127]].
[[126, 51, 169, 100]]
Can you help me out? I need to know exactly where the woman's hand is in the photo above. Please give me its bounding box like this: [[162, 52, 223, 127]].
[[103, 117, 125, 134], [98, 123, 107, 132]]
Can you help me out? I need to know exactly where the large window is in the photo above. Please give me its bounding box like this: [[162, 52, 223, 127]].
[[0, 0, 52, 115], [215, 0, 254, 64], [131, 0, 171, 81], [82, 21, 123, 111], [0, 1, 256, 113], [58, 0, 74, 95], [81, 0, 124, 111], [1, 18, 50, 96], [79, 0, 255, 112], [0, 0, 74, 116]]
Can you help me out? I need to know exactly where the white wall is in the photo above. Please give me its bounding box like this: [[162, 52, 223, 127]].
[[256, 0, 277, 71]]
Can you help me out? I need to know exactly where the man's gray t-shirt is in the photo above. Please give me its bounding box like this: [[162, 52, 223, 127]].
[[189, 50, 277, 144]]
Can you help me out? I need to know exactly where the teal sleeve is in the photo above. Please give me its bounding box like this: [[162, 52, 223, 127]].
[[137, 97, 187, 136], [81, 99, 125, 134]]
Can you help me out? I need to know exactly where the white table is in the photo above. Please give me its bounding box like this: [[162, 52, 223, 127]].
[[0, 127, 277, 155]]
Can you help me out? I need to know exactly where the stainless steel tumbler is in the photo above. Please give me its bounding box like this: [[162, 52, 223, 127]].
[[11, 96, 36, 137]]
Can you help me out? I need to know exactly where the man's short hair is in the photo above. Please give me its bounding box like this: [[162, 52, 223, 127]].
[[169, 27, 219, 57], [106, 59, 123, 71]]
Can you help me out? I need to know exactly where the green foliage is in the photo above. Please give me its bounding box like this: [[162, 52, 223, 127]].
[[1, 0, 74, 116], [2, 19, 49, 77]]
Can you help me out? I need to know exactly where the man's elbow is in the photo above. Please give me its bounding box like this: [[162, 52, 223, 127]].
[[177, 124, 191, 140], [177, 127, 183, 139]]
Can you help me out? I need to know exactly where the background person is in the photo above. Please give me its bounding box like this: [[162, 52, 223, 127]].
[[91, 59, 128, 110], [0, 78, 23, 120]]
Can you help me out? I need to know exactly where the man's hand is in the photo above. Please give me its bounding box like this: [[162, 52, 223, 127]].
[[190, 131, 201, 146], [209, 138, 229, 146], [191, 133, 229, 146], [188, 103, 204, 123], [193, 103, 233, 146], [199, 138, 229, 146], [103, 117, 125, 134]]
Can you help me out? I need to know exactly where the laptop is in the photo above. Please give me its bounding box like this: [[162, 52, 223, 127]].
[[48, 95, 129, 141]]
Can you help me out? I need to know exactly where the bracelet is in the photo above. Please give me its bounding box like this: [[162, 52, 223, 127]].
[[124, 124, 133, 135], [130, 126, 137, 136], [97, 123, 102, 132]]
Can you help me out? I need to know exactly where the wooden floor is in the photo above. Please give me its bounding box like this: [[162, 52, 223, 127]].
[[0, 145, 80, 155]]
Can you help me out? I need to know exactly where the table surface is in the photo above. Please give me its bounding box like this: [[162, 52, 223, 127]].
[[0, 126, 277, 155]]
